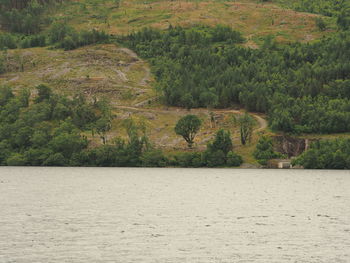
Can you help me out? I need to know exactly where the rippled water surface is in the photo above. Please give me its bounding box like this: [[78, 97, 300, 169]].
[[0, 168, 350, 263]]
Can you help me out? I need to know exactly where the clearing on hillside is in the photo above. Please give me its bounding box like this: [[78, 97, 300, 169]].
[[54, 0, 332, 43], [1, 44, 156, 106]]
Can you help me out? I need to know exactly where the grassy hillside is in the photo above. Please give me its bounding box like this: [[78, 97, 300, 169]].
[[53, 0, 334, 45], [1, 44, 155, 105]]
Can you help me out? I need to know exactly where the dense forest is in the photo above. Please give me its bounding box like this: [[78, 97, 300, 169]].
[[123, 25, 350, 134]]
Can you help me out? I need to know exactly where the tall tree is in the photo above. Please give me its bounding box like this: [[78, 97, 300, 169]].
[[236, 113, 255, 145], [175, 114, 201, 148], [96, 117, 112, 144]]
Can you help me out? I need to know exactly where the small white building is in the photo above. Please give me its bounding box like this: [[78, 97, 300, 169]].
[[278, 160, 291, 169], [268, 159, 291, 169]]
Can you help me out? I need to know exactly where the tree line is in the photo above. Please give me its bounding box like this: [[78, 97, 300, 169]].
[[0, 0, 110, 51], [0, 21, 110, 51], [0, 0, 59, 34]]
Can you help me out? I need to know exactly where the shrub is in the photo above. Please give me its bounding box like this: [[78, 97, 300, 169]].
[[141, 149, 168, 167], [203, 149, 226, 167], [315, 17, 327, 31], [0, 33, 17, 49], [253, 136, 282, 165], [6, 153, 27, 166], [172, 152, 204, 167], [226, 151, 243, 167]]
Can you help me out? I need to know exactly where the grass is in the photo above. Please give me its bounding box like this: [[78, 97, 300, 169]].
[[1, 44, 154, 104], [49, 0, 334, 44]]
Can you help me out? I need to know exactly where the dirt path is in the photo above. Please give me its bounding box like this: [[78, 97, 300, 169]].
[[114, 47, 268, 134], [118, 48, 139, 59]]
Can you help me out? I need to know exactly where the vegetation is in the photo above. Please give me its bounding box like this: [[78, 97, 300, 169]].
[[48, 21, 110, 50], [0, 84, 153, 166], [0, 0, 110, 50], [171, 129, 243, 167], [202, 129, 243, 167], [0, 85, 93, 166], [0, 22, 110, 50], [253, 136, 282, 165], [0, 86, 244, 167], [276, 0, 350, 30], [174, 114, 202, 148], [235, 113, 255, 145], [124, 25, 350, 134], [0, 0, 52, 34], [292, 138, 350, 169]]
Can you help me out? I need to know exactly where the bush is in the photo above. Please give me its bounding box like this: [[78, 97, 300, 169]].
[[43, 153, 67, 166], [0, 55, 6, 74], [141, 149, 168, 167], [253, 136, 282, 165], [6, 153, 27, 166], [203, 149, 226, 167], [315, 17, 327, 31], [207, 129, 233, 155], [20, 34, 46, 48], [172, 152, 204, 167], [0, 33, 17, 49], [226, 151, 243, 167], [201, 129, 243, 167], [49, 21, 75, 44], [61, 35, 77, 51]]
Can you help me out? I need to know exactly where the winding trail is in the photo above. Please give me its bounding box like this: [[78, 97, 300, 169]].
[[114, 104, 268, 134], [115, 47, 268, 136], [118, 48, 139, 59]]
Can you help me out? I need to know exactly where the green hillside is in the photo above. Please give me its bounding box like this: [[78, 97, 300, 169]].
[[0, 0, 349, 168]]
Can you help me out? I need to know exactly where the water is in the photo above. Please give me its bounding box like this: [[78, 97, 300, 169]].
[[0, 168, 349, 263]]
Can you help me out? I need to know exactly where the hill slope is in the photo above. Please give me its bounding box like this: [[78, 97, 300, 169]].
[[53, 0, 333, 44]]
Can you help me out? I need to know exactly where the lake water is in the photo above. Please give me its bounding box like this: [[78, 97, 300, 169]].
[[0, 168, 349, 263]]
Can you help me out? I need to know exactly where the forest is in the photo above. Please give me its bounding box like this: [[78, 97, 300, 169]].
[[0, 0, 58, 34], [123, 26, 350, 134], [292, 138, 350, 169]]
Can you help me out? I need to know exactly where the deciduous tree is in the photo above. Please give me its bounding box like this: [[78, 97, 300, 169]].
[[175, 114, 201, 148]]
